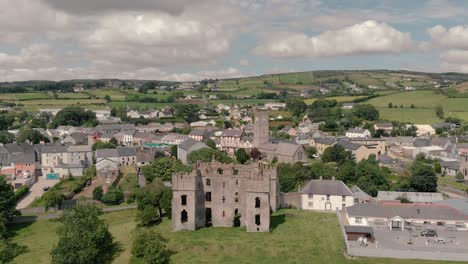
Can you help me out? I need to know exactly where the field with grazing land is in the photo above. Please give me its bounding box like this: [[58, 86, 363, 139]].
[[304, 96, 367, 105], [11, 209, 457, 264], [365, 90, 468, 122], [87, 89, 128, 100]]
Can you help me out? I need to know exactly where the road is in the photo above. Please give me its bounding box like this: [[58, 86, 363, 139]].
[[16, 177, 60, 210]]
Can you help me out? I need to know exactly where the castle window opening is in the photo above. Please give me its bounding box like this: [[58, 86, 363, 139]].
[[181, 210, 188, 223], [255, 197, 261, 208], [181, 195, 187, 206], [255, 214, 261, 225], [205, 192, 212, 202]]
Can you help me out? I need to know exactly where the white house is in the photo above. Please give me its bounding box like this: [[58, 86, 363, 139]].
[[345, 128, 371, 138], [300, 178, 355, 211], [409, 124, 436, 136]]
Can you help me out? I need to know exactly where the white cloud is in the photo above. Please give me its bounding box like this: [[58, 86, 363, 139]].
[[422, 0, 465, 19], [254, 20, 415, 58], [0, 44, 57, 68], [428, 25, 468, 50]]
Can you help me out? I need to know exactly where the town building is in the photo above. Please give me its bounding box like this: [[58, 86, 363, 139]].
[[300, 178, 354, 211], [178, 138, 208, 164], [172, 161, 279, 232], [461, 152, 468, 180], [376, 191, 443, 203], [345, 128, 371, 138]]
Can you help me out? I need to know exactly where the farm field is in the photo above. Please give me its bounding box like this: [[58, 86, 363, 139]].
[[11, 209, 456, 264], [86, 89, 127, 100], [210, 99, 278, 106], [366, 90, 468, 122], [304, 96, 366, 105], [18, 99, 106, 111]]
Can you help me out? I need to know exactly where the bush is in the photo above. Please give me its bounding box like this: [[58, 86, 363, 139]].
[[13, 186, 29, 202], [100, 187, 124, 205], [93, 186, 103, 201]]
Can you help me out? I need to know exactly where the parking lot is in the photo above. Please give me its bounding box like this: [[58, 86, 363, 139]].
[[16, 177, 60, 209], [362, 229, 468, 253]]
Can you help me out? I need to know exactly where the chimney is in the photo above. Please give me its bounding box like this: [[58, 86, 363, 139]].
[[319, 176, 323, 180]]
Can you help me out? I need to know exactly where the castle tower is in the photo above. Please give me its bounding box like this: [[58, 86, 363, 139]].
[[253, 111, 269, 147]]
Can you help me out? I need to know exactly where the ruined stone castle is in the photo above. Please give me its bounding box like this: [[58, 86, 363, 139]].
[[172, 160, 279, 232]]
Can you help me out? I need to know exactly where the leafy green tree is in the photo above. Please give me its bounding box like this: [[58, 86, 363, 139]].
[[354, 157, 390, 196], [286, 98, 307, 117], [51, 106, 97, 128], [93, 186, 103, 201], [0, 131, 15, 144], [435, 105, 444, 119], [321, 145, 353, 165], [136, 181, 172, 226], [388, 102, 393, 108], [409, 162, 437, 192], [306, 147, 317, 159], [170, 145, 177, 158], [100, 187, 124, 205], [235, 148, 249, 164], [0, 114, 14, 130], [187, 148, 233, 164], [109, 137, 119, 146], [104, 95, 111, 102], [206, 139, 217, 149], [141, 157, 191, 182], [17, 129, 50, 144], [353, 104, 379, 121], [0, 176, 18, 222], [434, 162, 442, 174], [92, 141, 117, 151], [51, 205, 115, 264], [131, 229, 170, 264], [42, 190, 63, 209], [455, 172, 465, 182]]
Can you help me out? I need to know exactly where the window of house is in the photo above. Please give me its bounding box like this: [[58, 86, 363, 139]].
[[222, 211, 225, 217], [342, 204, 346, 209], [255, 214, 261, 225], [342, 195, 346, 202], [217, 168, 223, 174], [233, 168, 239, 175], [437, 222, 445, 226], [206, 178, 211, 186], [236, 179, 239, 185], [181, 195, 187, 206], [308, 194, 313, 199], [424, 221, 431, 225], [205, 192, 211, 202], [308, 201, 313, 207], [181, 210, 188, 223], [326, 195, 330, 201], [355, 217, 363, 224], [255, 197, 261, 208], [222, 196, 226, 203]]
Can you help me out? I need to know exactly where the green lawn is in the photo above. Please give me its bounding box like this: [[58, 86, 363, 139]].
[[11, 209, 458, 264], [304, 96, 366, 105]]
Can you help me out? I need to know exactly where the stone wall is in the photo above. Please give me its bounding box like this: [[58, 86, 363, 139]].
[[279, 192, 301, 209]]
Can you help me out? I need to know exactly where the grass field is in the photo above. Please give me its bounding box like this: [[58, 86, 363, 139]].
[[366, 90, 468, 122], [11, 209, 458, 264], [87, 89, 128, 100], [304, 96, 366, 105]]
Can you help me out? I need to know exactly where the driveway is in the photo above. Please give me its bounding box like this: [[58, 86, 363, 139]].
[[16, 177, 60, 209]]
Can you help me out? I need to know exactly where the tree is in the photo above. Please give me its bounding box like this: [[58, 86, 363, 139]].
[[42, 190, 63, 209], [388, 102, 393, 108], [287, 99, 307, 117], [250, 148, 261, 161], [306, 147, 317, 159], [131, 229, 170, 264], [187, 148, 233, 164], [104, 95, 111, 102], [321, 145, 353, 165], [434, 162, 442, 174], [141, 157, 191, 182], [206, 139, 217, 149], [51, 205, 115, 264], [92, 140, 117, 151], [109, 137, 119, 146], [353, 104, 379, 121], [455, 172, 465, 182], [170, 145, 177, 158], [435, 105, 444, 119], [0, 176, 18, 222], [51, 106, 98, 128], [136, 181, 172, 226], [0, 131, 15, 144], [409, 162, 437, 192], [354, 157, 390, 196], [235, 148, 249, 164], [93, 186, 103, 201], [17, 129, 50, 144], [100, 187, 124, 205]]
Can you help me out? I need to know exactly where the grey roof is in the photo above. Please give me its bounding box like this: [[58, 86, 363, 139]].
[[68, 145, 92, 152], [350, 185, 372, 201], [117, 147, 137, 157], [378, 154, 397, 165], [344, 225, 374, 235], [96, 124, 135, 131], [221, 129, 243, 137], [346, 202, 468, 221], [178, 138, 207, 151], [431, 137, 451, 148], [96, 149, 119, 159], [346, 128, 368, 134], [377, 191, 443, 203], [300, 179, 353, 196], [336, 139, 362, 151], [42, 145, 68, 153], [375, 123, 393, 128], [313, 137, 336, 145], [414, 137, 431, 147], [275, 142, 302, 157], [0, 146, 8, 155], [4, 143, 22, 153], [96, 158, 119, 171], [433, 199, 468, 215], [189, 129, 207, 136], [137, 149, 155, 163], [440, 161, 460, 171]]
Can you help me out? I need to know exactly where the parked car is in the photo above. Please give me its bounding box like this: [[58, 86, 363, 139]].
[[85, 179, 92, 187], [421, 230, 438, 237], [43, 186, 50, 191]]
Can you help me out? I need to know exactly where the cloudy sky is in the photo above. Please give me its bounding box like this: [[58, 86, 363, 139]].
[[1, 0, 468, 82]]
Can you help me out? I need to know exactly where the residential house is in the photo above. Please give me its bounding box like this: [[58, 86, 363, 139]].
[[63, 132, 90, 146], [374, 123, 393, 134], [161, 133, 189, 145], [136, 148, 156, 167], [278, 126, 297, 137], [461, 152, 468, 180], [345, 202, 468, 231], [219, 129, 244, 154], [96, 158, 119, 184], [341, 103, 355, 109], [336, 140, 373, 161], [188, 129, 207, 141], [441, 161, 460, 176], [350, 185, 373, 204], [411, 124, 436, 136], [177, 138, 208, 164], [259, 142, 306, 164], [311, 137, 337, 155], [133, 131, 155, 146], [96, 147, 137, 166], [96, 124, 135, 134], [300, 178, 355, 211], [41, 144, 92, 178], [346, 128, 371, 138]]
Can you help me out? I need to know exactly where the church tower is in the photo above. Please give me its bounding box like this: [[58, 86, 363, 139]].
[[253, 111, 269, 147]]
